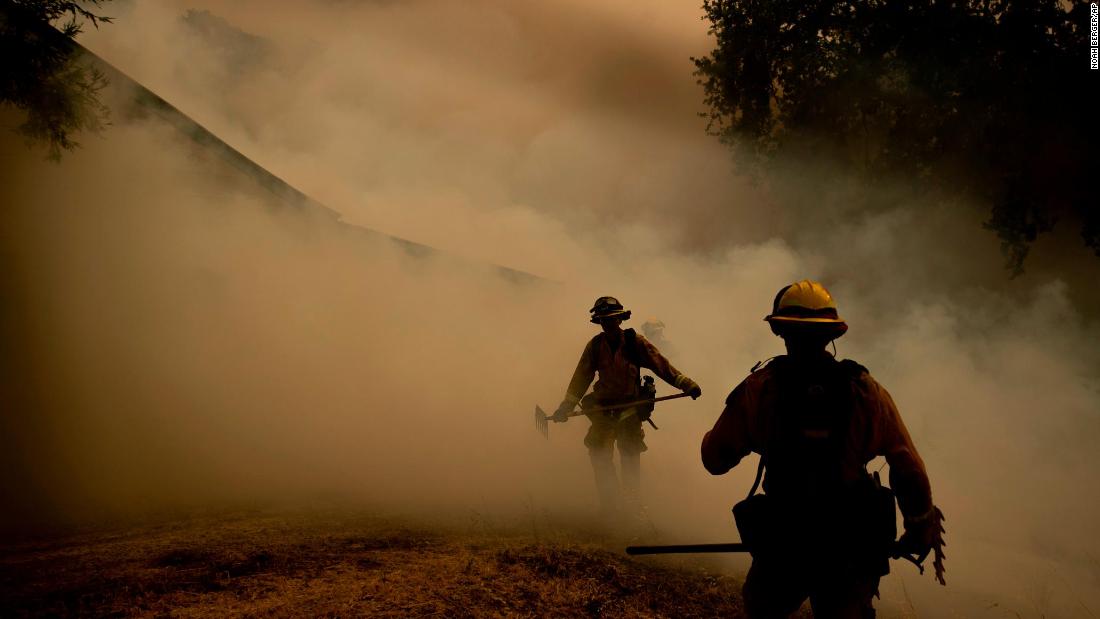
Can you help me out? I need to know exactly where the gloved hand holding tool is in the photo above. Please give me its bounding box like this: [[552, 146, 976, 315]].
[[534, 390, 693, 438], [895, 505, 947, 585]]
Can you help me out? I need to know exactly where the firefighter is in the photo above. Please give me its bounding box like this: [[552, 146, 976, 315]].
[[553, 296, 701, 519], [640, 317, 669, 351], [701, 281, 945, 618]]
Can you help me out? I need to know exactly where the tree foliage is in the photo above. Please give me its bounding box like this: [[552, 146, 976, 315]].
[[694, 0, 1095, 273], [1, 0, 113, 160]]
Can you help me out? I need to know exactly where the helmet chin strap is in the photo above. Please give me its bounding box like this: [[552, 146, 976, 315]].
[[830, 339, 838, 357]]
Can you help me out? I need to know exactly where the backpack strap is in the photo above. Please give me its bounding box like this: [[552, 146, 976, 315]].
[[839, 359, 869, 377], [588, 333, 603, 369], [749, 356, 780, 373], [623, 328, 642, 366], [746, 454, 765, 500]]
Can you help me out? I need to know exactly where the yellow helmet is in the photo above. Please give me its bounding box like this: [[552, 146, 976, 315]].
[[764, 280, 848, 337]]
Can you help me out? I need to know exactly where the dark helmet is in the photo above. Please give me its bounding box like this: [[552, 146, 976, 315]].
[[590, 296, 632, 324]]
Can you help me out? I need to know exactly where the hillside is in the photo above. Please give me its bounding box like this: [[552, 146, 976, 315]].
[[0, 507, 802, 618]]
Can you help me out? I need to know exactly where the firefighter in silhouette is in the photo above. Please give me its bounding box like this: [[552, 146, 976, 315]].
[[640, 317, 670, 352], [701, 281, 945, 618], [553, 296, 701, 519]]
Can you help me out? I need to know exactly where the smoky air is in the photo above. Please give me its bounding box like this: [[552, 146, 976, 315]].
[[2, 1, 1098, 617]]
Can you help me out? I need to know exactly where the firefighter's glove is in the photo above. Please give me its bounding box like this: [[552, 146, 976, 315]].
[[681, 378, 702, 400], [552, 400, 574, 423], [899, 505, 946, 561]]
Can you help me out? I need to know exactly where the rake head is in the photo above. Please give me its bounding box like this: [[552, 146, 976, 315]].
[[535, 405, 549, 438]]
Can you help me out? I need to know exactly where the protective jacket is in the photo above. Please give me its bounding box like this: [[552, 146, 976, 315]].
[[701, 354, 933, 523], [563, 330, 693, 407]]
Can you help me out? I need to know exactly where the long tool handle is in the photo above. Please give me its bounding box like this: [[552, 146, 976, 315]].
[[625, 543, 748, 555], [629, 541, 938, 577], [566, 392, 690, 418]]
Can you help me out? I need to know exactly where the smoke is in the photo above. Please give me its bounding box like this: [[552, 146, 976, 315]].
[[3, 0, 1099, 616]]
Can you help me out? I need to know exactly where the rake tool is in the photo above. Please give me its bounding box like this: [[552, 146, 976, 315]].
[[534, 392, 690, 438]]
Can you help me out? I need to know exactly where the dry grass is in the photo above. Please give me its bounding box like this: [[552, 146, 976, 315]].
[[0, 507, 799, 618]]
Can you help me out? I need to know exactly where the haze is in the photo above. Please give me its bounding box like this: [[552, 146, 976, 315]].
[[2, 1, 1098, 616]]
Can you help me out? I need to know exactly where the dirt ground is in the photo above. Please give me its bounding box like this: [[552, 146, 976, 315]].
[[0, 506, 810, 618]]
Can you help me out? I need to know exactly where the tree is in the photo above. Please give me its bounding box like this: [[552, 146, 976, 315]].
[[693, 0, 1095, 273], [1, 0, 113, 161]]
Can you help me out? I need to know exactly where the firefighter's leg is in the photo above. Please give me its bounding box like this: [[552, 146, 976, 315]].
[[620, 450, 640, 498], [808, 573, 879, 619], [743, 557, 809, 619], [584, 416, 620, 517], [615, 414, 647, 517]]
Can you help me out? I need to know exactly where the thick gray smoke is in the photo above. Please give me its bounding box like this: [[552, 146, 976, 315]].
[[3, 1, 1098, 616]]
